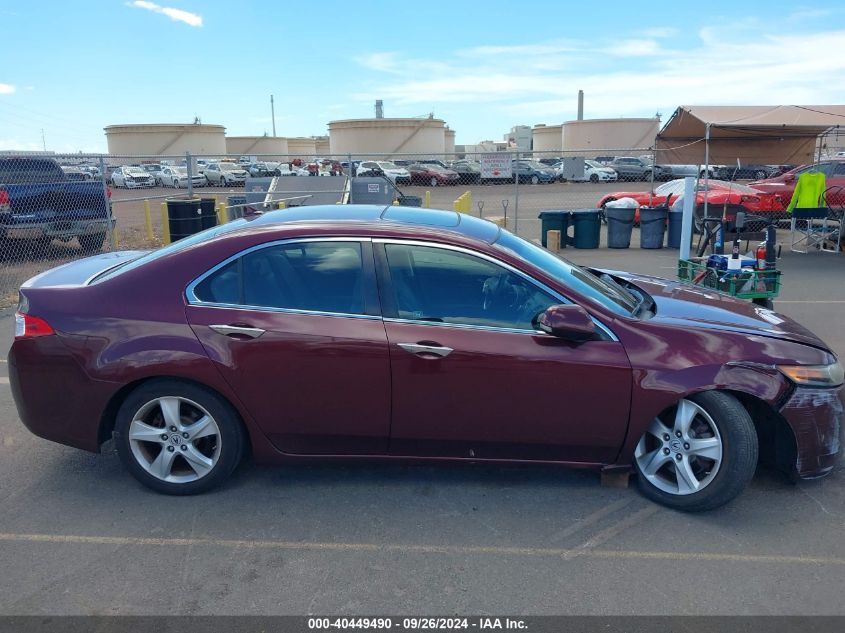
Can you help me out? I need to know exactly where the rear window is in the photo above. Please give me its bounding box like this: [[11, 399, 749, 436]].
[[0, 158, 65, 184]]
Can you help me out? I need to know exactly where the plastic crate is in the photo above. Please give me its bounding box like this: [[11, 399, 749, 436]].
[[678, 258, 781, 299]]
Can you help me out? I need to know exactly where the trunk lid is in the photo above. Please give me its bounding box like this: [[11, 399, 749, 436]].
[[21, 250, 147, 289]]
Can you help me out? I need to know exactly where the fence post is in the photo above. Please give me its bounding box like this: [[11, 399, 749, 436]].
[[513, 152, 519, 234], [98, 156, 115, 251], [143, 199, 154, 241], [160, 203, 171, 245], [186, 151, 194, 199]]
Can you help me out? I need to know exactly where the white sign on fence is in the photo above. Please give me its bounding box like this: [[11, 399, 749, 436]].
[[480, 153, 512, 179]]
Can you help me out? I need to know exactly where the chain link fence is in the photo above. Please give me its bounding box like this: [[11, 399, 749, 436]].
[[3, 145, 824, 302]]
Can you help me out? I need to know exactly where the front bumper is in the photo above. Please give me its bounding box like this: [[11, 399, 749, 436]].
[[780, 385, 844, 478]]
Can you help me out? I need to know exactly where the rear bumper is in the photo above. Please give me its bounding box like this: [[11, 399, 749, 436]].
[[4, 218, 113, 240], [780, 385, 844, 478]]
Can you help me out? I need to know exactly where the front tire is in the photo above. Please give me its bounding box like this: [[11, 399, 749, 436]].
[[430, 177, 438, 187], [590, 174, 599, 183], [114, 379, 245, 495], [634, 391, 757, 512]]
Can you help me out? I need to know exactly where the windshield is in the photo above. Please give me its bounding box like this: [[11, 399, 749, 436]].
[[377, 162, 399, 170], [585, 160, 602, 169], [493, 230, 638, 316], [524, 161, 548, 169], [173, 167, 187, 175], [219, 163, 240, 171], [126, 168, 146, 176]]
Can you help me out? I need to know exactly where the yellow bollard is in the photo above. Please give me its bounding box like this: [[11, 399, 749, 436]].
[[216, 203, 227, 225], [464, 191, 472, 214], [112, 227, 120, 248], [160, 202, 170, 245], [424, 191, 431, 208], [279, 201, 286, 209], [143, 199, 154, 241]]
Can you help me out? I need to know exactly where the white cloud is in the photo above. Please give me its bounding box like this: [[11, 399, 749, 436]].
[[353, 27, 845, 128], [127, 1, 202, 27], [0, 84, 16, 94]]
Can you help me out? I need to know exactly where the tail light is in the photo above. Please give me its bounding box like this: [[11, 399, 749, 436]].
[[0, 189, 9, 209], [14, 312, 55, 339], [106, 186, 112, 199]]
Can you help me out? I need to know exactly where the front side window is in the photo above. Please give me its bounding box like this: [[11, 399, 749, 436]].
[[193, 241, 366, 315], [384, 243, 556, 330]]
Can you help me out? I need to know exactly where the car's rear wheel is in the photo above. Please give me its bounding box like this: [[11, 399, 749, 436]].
[[634, 391, 757, 512], [114, 379, 245, 495], [590, 174, 599, 183], [172, 179, 180, 188], [430, 177, 438, 187], [79, 232, 106, 253]]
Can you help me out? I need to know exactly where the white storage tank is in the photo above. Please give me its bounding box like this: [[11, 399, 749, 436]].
[[562, 118, 658, 153], [286, 138, 318, 160], [532, 124, 563, 153], [226, 136, 290, 159], [445, 128, 456, 156], [104, 123, 226, 158], [329, 118, 447, 157]]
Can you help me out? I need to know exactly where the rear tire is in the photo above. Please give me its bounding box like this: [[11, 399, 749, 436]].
[[590, 174, 599, 183], [79, 232, 106, 253], [114, 379, 245, 495], [530, 175, 540, 185], [634, 391, 757, 512]]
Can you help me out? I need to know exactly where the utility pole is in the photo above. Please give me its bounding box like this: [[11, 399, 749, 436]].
[[41, 129, 46, 151], [270, 95, 276, 137]]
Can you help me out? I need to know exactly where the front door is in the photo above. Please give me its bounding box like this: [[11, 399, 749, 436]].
[[186, 239, 391, 455], [377, 241, 632, 463]]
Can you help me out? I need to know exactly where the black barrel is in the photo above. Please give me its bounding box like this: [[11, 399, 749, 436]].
[[199, 198, 218, 230], [166, 198, 202, 241]]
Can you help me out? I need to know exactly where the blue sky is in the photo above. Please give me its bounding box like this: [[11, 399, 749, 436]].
[[1, 0, 844, 152]]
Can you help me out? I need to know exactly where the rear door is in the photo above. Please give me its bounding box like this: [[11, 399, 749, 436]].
[[185, 238, 392, 455]]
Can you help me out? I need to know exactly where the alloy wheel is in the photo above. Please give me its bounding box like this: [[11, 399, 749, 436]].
[[128, 396, 221, 483], [634, 399, 723, 495]]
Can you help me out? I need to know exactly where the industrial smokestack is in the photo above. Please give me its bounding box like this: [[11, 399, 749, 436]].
[[577, 90, 584, 120], [375, 100, 384, 119]]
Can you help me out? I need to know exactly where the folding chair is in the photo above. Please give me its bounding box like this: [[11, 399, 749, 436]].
[[820, 186, 843, 253], [790, 207, 834, 253]]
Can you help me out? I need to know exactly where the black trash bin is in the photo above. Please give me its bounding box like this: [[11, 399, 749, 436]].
[[569, 209, 601, 249], [166, 198, 202, 242], [199, 198, 218, 230], [538, 210, 571, 248], [639, 207, 668, 249]]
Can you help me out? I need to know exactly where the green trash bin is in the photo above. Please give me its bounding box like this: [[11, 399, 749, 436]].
[[569, 209, 601, 249], [538, 210, 571, 248]]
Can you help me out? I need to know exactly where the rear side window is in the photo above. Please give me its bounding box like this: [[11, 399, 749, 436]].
[[193, 241, 366, 315]]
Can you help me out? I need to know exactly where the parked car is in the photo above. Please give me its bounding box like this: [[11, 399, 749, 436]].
[[449, 160, 482, 183], [512, 160, 556, 184], [658, 164, 726, 180], [749, 160, 845, 207], [356, 161, 411, 185], [246, 162, 286, 178], [713, 164, 781, 181], [158, 166, 207, 189], [597, 178, 787, 228], [203, 162, 248, 187], [60, 166, 90, 181], [0, 156, 112, 253], [140, 164, 164, 183], [10, 205, 842, 510], [610, 157, 665, 182], [79, 165, 101, 179], [111, 166, 155, 189], [559, 159, 617, 183], [594, 156, 616, 166], [407, 164, 460, 186]]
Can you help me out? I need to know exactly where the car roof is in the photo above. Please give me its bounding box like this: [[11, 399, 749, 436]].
[[222, 204, 502, 244]]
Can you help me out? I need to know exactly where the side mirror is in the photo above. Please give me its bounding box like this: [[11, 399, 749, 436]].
[[536, 304, 596, 341]]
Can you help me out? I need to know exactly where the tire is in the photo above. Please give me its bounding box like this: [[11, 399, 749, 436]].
[[590, 174, 599, 183], [642, 170, 652, 181], [430, 177, 438, 187], [753, 170, 767, 180], [634, 391, 758, 512], [78, 232, 106, 253], [699, 170, 711, 179], [114, 379, 245, 495], [173, 179, 180, 189], [530, 175, 539, 185]]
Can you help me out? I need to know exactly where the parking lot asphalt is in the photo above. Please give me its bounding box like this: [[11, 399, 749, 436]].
[[1, 243, 845, 616]]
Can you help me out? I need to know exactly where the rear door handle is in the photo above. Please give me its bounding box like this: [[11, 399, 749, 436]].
[[397, 343, 453, 358], [209, 324, 266, 339]]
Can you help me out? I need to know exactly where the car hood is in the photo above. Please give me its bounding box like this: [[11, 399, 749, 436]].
[[607, 270, 829, 351]]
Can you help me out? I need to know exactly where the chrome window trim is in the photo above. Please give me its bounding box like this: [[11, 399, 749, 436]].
[[374, 238, 618, 341], [185, 237, 373, 318]]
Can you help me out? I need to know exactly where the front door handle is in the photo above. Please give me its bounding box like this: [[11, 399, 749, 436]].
[[209, 324, 266, 339], [397, 342, 453, 358]]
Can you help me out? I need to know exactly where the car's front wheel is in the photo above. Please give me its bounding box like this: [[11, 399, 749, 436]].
[[633, 391, 757, 512], [114, 379, 245, 495]]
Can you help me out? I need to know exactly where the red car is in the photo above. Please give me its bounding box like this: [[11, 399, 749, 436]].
[[10, 206, 843, 511], [749, 160, 845, 207], [408, 163, 460, 186], [597, 179, 786, 227]]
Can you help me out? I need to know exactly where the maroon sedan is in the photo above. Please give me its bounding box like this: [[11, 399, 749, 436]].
[[10, 206, 843, 511], [408, 164, 460, 187]]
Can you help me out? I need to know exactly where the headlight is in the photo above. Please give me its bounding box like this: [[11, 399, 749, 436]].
[[778, 362, 844, 387]]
